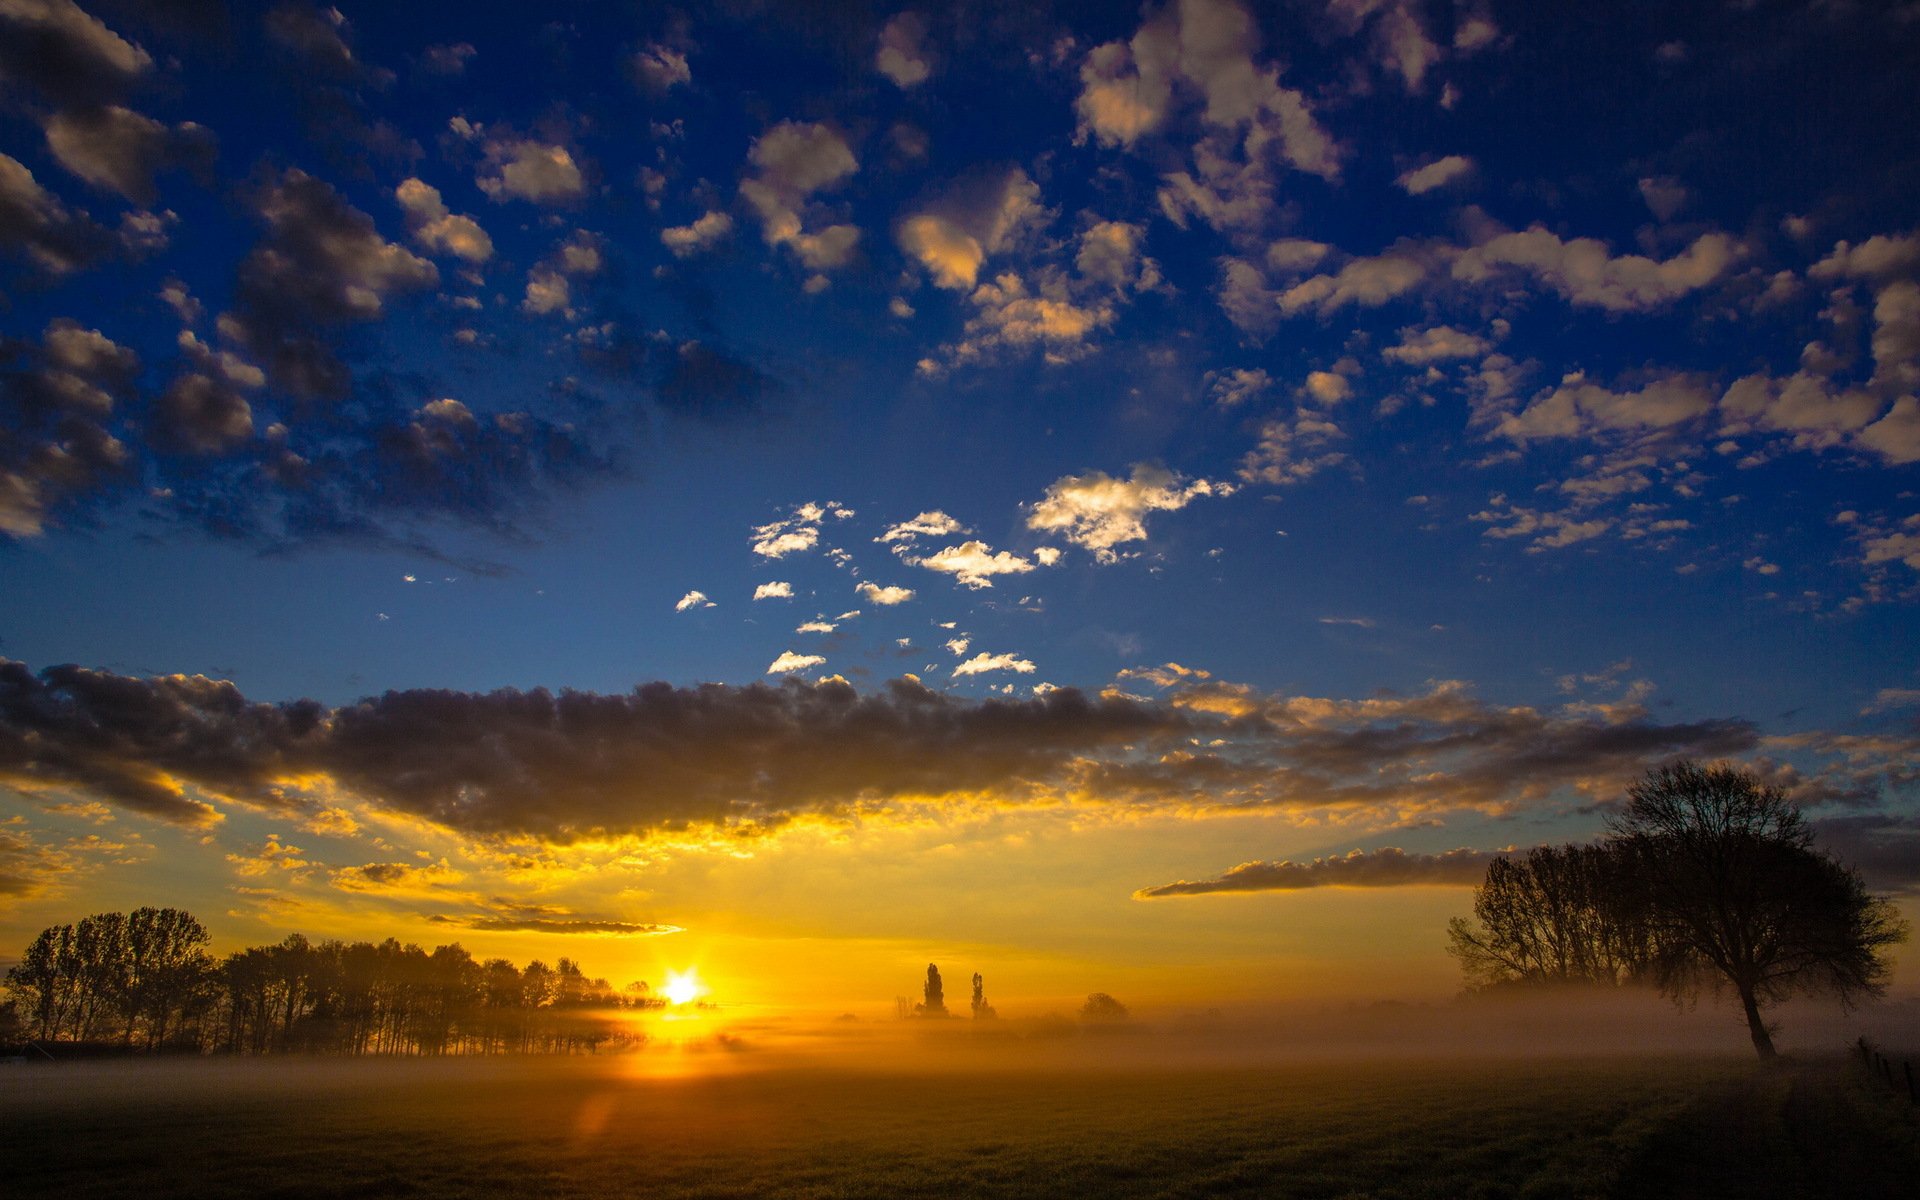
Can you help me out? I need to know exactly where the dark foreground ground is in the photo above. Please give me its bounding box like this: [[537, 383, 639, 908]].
[[1, 1051, 1915, 1199]]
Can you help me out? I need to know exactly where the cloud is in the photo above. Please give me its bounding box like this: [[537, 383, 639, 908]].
[[43, 105, 214, 205], [1277, 240, 1446, 316], [1382, 324, 1492, 365], [767, 651, 826, 674], [476, 134, 587, 204], [0, 152, 110, 277], [1303, 371, 1351, 404], [0, 823, 103, 901], [660, 210, 734, 258], [1, 319, 137, 537], [1077, 0, 1340, 179], [754, 581, 794, 600], [1395, 155, 1473, 195], [265, 3, 377, 83], [1027, 463, 1231, 561], [1810, 233, 1920, 285], [897, 167, 1045, 291], [1470, 495, 1614, 551], [0, 661, 1837, 845], [953, 652, 1037, 677], [226, 168, 437, 398], [878, 510, 966, 544], [875, 12, 931, 88], [1135, 846, 1500, 897], [1638, 176, 1688, 221], [522, 230, 603, 316], [1208, 367, 1271, 407], [753, 501, 851, 558], [329, 859, 464, 895], [1453, 227, 1739, 312], [419, 42, 475, 76], [631, 43, 690, 92], [933, 269, 1117, 369], [856, 581, 915, 605], [912, 540, 1038, 589], [1492, 373, 1716, 445], [1239, 406, 1347, 486], [1081, 0, 1341, 242], [740, 121, 860, 271], [459, 917, 684, 935], [1076, 220, 1157, 292], [395, 178, 492, 262], [0, 0, 151, 109], [1811, 814, 1920, 894], [675, 590, 714, 612], [1717, 372, 1884, 455]]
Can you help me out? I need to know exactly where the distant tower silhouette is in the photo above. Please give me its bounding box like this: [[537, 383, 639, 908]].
[[918, 963, 947, 1016], [971, 972, 996, 1019]]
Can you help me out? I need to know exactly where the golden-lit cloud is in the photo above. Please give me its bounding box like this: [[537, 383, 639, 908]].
[[856, 581, 915, 605], [3, 660, 1891, 859], [1026, 463, 1231, 561]]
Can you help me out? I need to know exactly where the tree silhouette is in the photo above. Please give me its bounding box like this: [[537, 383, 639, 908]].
[[915, 963, 947, 1016], [1080, 992, 1128, 1021], [1447, 844, 1657, 989], [1607, 761, 1906, 1059], [970, 972, 996, 1019]]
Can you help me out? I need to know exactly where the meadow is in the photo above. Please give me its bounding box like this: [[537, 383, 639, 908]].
[[3, 1033, 1916, 1199]]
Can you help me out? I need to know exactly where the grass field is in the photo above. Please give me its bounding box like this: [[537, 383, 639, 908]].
[[3, 1041, 1916, 1200]]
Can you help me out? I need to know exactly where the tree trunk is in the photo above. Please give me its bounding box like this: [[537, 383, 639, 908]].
[[1739, 986, 1776, 1059]]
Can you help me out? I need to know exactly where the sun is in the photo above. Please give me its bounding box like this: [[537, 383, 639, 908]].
[[662, 969, 702, 1006]]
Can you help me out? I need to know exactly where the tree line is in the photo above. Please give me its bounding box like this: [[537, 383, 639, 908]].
[[1448, 761, 1907, 1058], [2, 908, 660, 1056]]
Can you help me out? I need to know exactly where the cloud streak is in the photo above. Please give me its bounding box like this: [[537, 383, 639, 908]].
[[1134, 846, 1502, 897]]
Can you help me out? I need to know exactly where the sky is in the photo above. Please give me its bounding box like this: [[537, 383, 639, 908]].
[[1, 0, 1918, 1014]]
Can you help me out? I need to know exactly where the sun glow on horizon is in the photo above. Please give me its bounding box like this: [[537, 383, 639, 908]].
[[663, 969, 703, 1006]]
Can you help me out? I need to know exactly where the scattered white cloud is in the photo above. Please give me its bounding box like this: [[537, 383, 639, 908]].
[[753, 501, 852, 558], [632, 44, 690, 92], [754, 581, 794, 600], [675, 590, 713, 612], [856, 581, 915, 605], [878, 510, 966, 544], [1382, 324, 1492, 365], [1209, 367, 1272, 407], [741, 121, 860, 272], [953, 651, 1036, 677], [396, 178, 493, 263], [1027, 463, 1232, 562], [660, 210, 733, 258], [767, 651, 826, 674], [913, 540, 1038, 589], [476, 133, 586, 204], [876, 12, 931, 88], [1395, 155, 1473, 195]]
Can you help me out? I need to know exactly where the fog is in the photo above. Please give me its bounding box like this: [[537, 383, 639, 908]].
[[11, 987, 1912, 1110]]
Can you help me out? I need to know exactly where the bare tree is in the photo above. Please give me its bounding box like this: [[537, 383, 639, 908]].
[[1607, 761, 1907, 1059], [1447, 843, 1657, 989]]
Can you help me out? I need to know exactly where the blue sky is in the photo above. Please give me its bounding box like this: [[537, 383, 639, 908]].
[[1, 0, 1916, 1006]]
